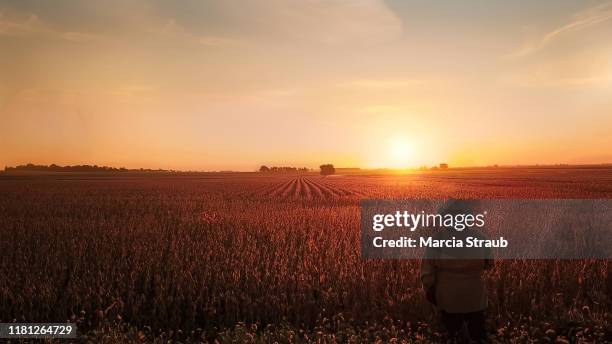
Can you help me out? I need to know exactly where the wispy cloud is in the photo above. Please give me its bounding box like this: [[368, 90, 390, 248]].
[[148, 18, 244, 47], [506, 2, 612, 58], [0, 12, 45, 36], [264, 0, 401, 45], [337, 78, 429, 90], [154, 0, 401, 47], [505, 73, 612, 88], [0, 11, 102, 42]]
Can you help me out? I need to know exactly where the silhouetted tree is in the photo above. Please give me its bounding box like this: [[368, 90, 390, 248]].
[[4, 163, 146, 172], [259, 166, 309, 173], [319, 164, 335, 176]]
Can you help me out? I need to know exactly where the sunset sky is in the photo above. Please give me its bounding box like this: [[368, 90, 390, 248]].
[[1, 0, 611, 170]]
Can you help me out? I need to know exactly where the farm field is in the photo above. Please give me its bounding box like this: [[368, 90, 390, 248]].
[[1, 167, 612, 343]]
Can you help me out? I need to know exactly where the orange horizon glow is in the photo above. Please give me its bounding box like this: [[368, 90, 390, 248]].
[[1, 1, 612, 171]]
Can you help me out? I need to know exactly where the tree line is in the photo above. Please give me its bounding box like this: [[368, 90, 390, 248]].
[[259, 166, 310, 173], [4, 163, 169, 173], [259, 164, 336, 176]]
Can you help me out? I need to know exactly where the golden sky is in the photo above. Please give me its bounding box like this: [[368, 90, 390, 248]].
[[1, 0, 611, 170]]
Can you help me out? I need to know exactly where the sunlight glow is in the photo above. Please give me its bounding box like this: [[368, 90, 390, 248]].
[[386, 137, 413, 168]]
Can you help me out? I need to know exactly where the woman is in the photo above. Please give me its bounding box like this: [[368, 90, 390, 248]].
[[420, 200, 493, 343]]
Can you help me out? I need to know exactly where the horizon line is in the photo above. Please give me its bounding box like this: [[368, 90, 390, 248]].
[[3, 162, 612, 173]]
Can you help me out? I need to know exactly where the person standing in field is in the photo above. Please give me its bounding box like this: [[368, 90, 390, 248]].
[[420, 200, 494, 343]]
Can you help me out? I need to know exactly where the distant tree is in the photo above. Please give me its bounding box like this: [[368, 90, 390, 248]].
[[319, 164, 335, 176], [5, 163, 139, 173], [259, 166, 309, 173]]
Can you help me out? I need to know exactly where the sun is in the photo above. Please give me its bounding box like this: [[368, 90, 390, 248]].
[[387, 137, 413, 168]]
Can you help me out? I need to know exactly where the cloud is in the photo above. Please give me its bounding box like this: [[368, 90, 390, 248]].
[[540, 2, 612, 45], [0, 11, 102, 42], [148, 0, 402, 47], [502, 48, 612, 88], [60, 31, 103, 42], [337, 78, 430, 90], [142, 0, 402, 50], [148, 18, 243, 47], [2, 0, 401, 47], [256, 0, 402, 45], [0, 12, 45, 36], [197, 36, 242, 47], [503, 2, 612, 88], [507, 2, 612, 58], [505, 73, 612, 88]]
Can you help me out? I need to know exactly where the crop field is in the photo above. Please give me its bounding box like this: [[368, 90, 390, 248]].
[[1, 167, 612, 343]]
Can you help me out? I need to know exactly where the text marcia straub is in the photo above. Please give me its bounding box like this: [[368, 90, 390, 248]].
[[372, 236, 508, 248]]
